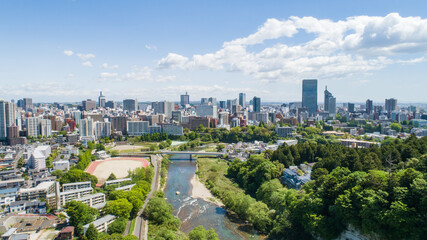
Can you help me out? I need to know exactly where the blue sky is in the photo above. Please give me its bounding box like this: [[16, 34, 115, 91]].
[[0, 0, 427, 103]]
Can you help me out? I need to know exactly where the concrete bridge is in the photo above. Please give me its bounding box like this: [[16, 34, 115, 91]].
[[120, 151, 224, 160]]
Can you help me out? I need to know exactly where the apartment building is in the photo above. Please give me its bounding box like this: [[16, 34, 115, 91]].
[[75, 193, 106, 209]]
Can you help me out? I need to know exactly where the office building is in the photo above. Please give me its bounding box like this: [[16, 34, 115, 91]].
[[127, 121, 149, 136], [324, 86, 336, 114], [82, 99, 96, 111], [302, 79, 318, 116], [98, 91, 106, 108], [226, 99, 237, 110], [105, 100, 116, 109], [208, 97, 217, 106], [23, 98, 33, 111], [171, 110, 182, 123], [385, 98, 397, 112], [253, 96, 261, 112], [196, 104, 218, 118], [239, 93, 246, 108], [153, 101, 174, 118], [366, 99, 373, 114], [0, 100, 8, 141], [348, 103, 355, 113], [201, 98, 209, 105], [123, 99, 138, 112], [219, 101, 226, 109], [180, 92, 190, 106]]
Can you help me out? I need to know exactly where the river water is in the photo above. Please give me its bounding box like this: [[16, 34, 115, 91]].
[[164, 159, 261, 240]]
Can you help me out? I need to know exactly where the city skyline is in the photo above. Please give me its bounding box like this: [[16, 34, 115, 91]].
[[1, 0, 427, 103]]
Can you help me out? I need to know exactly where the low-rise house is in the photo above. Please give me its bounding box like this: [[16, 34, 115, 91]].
[[57, 226, 74, 240]]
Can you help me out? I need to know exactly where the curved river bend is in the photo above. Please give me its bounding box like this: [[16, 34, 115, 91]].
[[164, 159, 261, 240]]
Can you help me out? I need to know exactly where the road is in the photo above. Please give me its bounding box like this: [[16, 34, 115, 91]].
[[132, 154, 162, 239]]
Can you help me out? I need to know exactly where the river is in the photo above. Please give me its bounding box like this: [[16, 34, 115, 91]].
[[164, 158, 261, 240]]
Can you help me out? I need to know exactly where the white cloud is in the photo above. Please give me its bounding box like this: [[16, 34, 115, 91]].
[[158, 13, 427, 82], [158, 53, 189, 69], [100, 63, 119, 69], [63, 50, 74, 56], [66, 73, 74, 78], [77, 53, 95, 60], [123, 67, 175, 82], [82, 61, 93, 67], [145, 44, 158, 51], [100, 72, 119, 78]]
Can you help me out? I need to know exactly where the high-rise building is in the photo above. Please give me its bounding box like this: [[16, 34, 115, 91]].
[[98, 91, 106, 108], [172, 111, 182, 123], [127, 121, 149, 136], [82, 99, 96, 111], [79, 118, 94, 138], [348, 103, 355, 113], [112, 116, 127, 134], [26, 117, 41, 138], [94, 121, 111, 139], [196, 105, 218, 118], [180, 92, 190, 106], [105, 101, 116, 109], [226, 99, 237, 110], [153, 101, 174, 118], [208, 97, 217, 106], [253, 96, 261, 112], [0, 100, 17, 141], [23, 98, 33, 111], [239, 93, 246, 108], [366, 99, 373, 114], [219, 101, 226, 109], [385, 98, 397, 112], [40, 119, 52, 137], [324, 86, 334, 113], [302, 79, 318, 116], [123, 99, 138, 113], [201, 98, 209, 105]]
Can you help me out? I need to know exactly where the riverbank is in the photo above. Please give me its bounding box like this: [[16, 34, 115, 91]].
[[190, 166, 224, 207]]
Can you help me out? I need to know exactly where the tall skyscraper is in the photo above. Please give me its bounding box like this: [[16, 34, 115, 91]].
[[385, 98, 397, 112], [366, 99, 373, 114], [0, 100, 8, 141], [302, 79, 318, 115], [253, 96, 261, 112], [180, 92, 190, 106], [201, 98, 209, 105], [226, 99, 237, 110], [324, 86, 334, 112], [26, 117, 41, 138], [23, 98, 33, 111], [239, 93, 246, 108], [348, 103, 355, 113], [123, 99, 138, 112], [208, 97, 217, 106], [79, 118, 94, 137], [98, 91, 106, 108]]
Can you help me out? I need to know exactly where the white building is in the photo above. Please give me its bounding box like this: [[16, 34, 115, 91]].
[[94, 121, 112, 139], [40, 119, 52, 137], [79, 118, 94, 138], [53, 160, 70, 171], [104, 178, 132, 186], [127, 121, 149, 136], [62, 181, 92, 192], [196, 105, 218, 118], [83, 215, 116, 234], [26, 117, 40, 138], [28, 151, 46, 170], [75, 193, 106, 209]]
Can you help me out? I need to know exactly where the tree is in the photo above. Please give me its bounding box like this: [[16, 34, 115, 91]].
[[216, 144, 225, 152], [107, 218, 127, 234], [107, 173, 117, 181], [188, 226, 219, 240], [86, 223, 98, 240], [65, 201, 99, 227], [104, 199, 133, 219]]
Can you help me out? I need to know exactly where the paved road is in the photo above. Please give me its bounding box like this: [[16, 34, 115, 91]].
[[132, 154, 162, 239]]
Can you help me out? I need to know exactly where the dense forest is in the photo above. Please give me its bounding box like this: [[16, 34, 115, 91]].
[[221, 135, 427, 239]]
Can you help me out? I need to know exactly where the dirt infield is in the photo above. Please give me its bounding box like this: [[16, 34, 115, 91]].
[[86, 157, 150, 185]]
